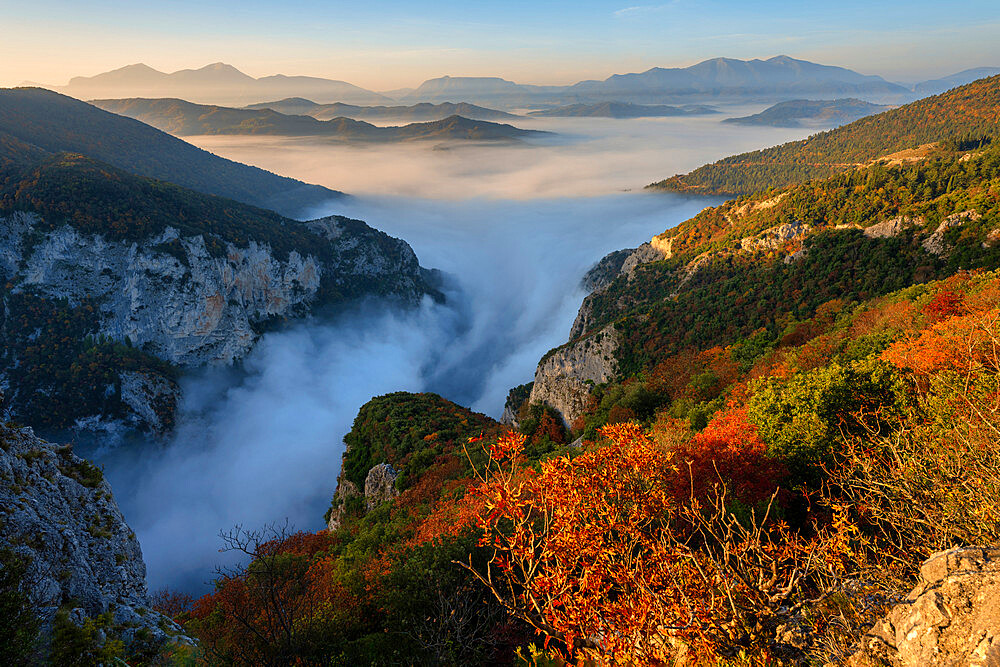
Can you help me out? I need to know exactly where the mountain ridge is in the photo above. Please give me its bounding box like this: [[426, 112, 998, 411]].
[[722, 98, 891, 128], [90, 98, 546, 142], [0, 87, 342, 217], [51, 62, 392, 106], [244, 98, 519, 122], [649, 74, 1000, 195], [45, 56, 948, 109]]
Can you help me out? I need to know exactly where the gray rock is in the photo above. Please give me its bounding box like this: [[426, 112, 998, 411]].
[[854, 546, 1000, 666], [0, 212, 435, 431], [579, 248, 633, 293], [364, 463, 399, 511], [528, 324, 619, 427], [739, 220, 811, 251], [570, 244, 667, 340], [326, 479, 360, 532], [0, 422, 191, 648], [863, 216, 921, 239], [922, 210, 982, 256], [119, 370, 180, 434]]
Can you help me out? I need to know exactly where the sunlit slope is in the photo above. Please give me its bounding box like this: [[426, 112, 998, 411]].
[[576, 139, 1000, 377], [649, 75, 1000, 195]]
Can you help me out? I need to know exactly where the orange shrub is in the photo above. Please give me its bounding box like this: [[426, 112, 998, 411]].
[[673, 405, 786, 505]]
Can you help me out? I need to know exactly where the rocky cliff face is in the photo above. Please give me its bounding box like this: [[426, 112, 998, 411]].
[[527, 241, 666, 426], [0, 421, 189, 648], [0, 211, 437, 432], [325, 463, 401, 531], [528, 325, 620, 427], [570, 243, 667, 341]]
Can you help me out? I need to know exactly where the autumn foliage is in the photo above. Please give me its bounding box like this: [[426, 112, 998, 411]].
[[465, 425, 717, 662]]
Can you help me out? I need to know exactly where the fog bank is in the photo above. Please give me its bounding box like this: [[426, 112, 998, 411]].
[[190, 112, 810, 199], [93, 191, 713, 592], [89, 114, 809, 592]]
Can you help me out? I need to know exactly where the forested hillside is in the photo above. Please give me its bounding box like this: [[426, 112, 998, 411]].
[[0, 88, 340, 217], [650, 74, 1000, 195]]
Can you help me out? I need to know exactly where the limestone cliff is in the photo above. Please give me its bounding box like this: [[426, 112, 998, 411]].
[[0, 211, 438, 432], [527, 325, 620, 427], [570, 243, 667, 340], [0, 421, 190, 649]]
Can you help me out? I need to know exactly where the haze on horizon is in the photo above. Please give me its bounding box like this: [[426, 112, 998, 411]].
[[2, 0, 998, 92]]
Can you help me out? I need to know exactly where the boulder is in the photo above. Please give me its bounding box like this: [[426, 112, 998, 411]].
[[364, 463, 400, 511]]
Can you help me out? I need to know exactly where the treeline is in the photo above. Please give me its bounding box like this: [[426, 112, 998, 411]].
[[0, 153, 331, 261]]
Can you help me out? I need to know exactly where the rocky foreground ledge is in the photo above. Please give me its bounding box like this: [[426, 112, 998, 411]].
[[851, 547, 1000, 666], [0, 421, 191, 653]]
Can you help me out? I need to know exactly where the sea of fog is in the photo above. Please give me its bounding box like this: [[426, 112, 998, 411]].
[[86, 112, 812, 593]]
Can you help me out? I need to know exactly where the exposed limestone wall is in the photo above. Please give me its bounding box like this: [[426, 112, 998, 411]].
[[922, 210, 983, 255], [528, 325, 619, 427], [570, 242, 668, 340], [364, 463, 399, 511], [0, 212, 434, 431]]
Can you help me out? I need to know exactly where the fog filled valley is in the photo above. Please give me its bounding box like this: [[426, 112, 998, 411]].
[[82, 113, 811, 593]]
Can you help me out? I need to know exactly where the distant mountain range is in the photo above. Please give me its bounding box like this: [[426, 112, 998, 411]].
[[243, 98, 519, 122], [527, 102, 716, 118], [39, 62, 393, 106], [398, 56, 911, 106], [0, 88, 341, 217], [32, 57, 1000, 110], [723, 99, 890, 128], [90, 98, 546, 142], [911, 67, 1000, 96]]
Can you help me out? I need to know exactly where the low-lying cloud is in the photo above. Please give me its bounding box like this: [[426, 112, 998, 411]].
[[190, 113, 809, 199], [95, 191, 711, 593], [90, 115, 807, 593]]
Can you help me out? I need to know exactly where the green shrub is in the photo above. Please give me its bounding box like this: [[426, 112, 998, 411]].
[[50, 608, 124, 666], [748, 357, 909, 474], [0, 548, 39, 664]]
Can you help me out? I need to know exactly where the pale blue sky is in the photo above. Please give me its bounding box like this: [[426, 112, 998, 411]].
[[1, 0, 998, 89]]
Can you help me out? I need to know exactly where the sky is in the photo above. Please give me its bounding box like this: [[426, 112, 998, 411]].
[[1, 0, 998, 91]]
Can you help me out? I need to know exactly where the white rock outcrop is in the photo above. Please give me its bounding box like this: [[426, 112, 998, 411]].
[[529, 325, 620, 427], [922, 211, 982, 255], [0, 212, 434, 431]]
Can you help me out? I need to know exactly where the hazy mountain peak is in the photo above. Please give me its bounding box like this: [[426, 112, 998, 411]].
[[56, 63, 390, 106]]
